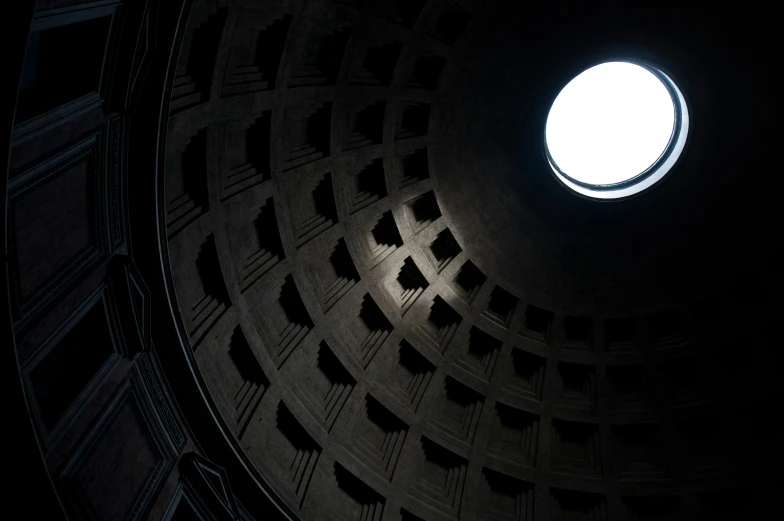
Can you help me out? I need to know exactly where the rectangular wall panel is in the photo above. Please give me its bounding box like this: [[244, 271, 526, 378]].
[[8, 132, 107, 331], [57, 355, 184, 521], [14, 0, 122, 141]]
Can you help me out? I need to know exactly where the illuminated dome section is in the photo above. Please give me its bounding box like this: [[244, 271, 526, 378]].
[[545, 61, 688, 199]]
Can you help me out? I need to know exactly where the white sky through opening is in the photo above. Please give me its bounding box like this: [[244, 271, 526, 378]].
[[546, 62, 675, 186]]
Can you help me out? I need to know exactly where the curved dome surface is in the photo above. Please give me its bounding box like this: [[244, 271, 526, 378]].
[[162, 1, 779, 520]]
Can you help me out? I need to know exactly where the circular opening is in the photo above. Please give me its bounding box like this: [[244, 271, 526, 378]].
[[545, 61, 689, 200]]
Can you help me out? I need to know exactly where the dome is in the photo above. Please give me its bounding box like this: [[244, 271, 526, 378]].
[[3, 2, 780, 520]]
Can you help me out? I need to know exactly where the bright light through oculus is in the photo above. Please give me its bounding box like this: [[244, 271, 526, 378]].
[[546, 62, 676, 186]]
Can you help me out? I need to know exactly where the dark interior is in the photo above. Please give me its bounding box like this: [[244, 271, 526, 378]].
[[3, 1, 780, 520]]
